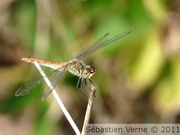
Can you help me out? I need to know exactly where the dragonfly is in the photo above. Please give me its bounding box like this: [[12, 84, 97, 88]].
[[15, 30, 132, 100]]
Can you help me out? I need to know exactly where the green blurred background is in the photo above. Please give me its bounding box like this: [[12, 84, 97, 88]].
[[1, 0, 180, 134]]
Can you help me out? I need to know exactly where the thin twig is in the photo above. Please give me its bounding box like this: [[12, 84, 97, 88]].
[[33, 61, 80, 135], [81, 85, 96, 135]]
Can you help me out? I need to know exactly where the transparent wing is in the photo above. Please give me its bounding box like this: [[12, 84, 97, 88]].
[[75, 33, 110, 59], [15, 69, 64, 98], [15, 77, 43, 96], [42, 69, 66, 100], [76, 30, 131, 59]]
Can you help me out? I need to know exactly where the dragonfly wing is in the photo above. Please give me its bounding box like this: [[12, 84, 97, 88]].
[[15, 67, 65, 97], [42, 69, 66, 100], [75, 30, 131, 59], [76, 33, 110, 59], [15, 69, 59, 97], [15, 77, 43, 96]]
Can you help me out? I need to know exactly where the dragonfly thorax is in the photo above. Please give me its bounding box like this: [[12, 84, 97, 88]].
[[67, 60, 95, 79]]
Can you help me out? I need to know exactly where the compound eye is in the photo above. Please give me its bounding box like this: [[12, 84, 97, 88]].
[[90, 66, 95, 73], [84, 68, 91, 74]]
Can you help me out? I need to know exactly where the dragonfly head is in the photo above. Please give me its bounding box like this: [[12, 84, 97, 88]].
[[83, 65, 95, 79]]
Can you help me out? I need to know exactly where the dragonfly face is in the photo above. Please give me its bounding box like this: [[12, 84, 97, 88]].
[[81, 65, 95, 79], [15, 31, 132, 100]]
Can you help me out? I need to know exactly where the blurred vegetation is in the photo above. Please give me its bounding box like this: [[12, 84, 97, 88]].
[[1, 0, 180, 134]]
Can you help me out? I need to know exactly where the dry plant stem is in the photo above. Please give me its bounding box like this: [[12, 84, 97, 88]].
[[34, 61, 81, 135], [81, 85, 96, 135]]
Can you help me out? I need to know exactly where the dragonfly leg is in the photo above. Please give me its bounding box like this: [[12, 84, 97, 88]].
[[76, 77, 82, 90], [76, 77, 88, 100], [88, 79, 96, 97]]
